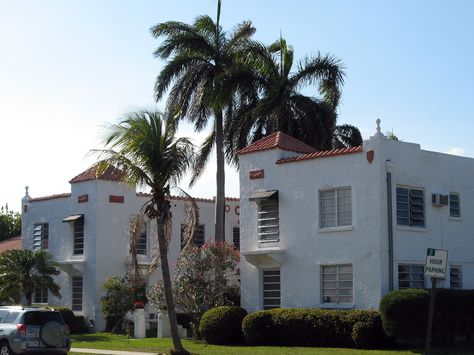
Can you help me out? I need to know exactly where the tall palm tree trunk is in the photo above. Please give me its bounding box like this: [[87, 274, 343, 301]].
[[214, 109, 225, 242], [155, 200, 187, 353]]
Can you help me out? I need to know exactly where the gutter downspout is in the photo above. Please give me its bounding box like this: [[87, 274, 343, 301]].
[[386, 160, 394, 291]]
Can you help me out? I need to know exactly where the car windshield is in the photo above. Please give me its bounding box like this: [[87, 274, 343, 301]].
[[24, 312, 63, 325]]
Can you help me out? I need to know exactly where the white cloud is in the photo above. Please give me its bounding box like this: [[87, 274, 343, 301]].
[[444, 147, 465, 156]]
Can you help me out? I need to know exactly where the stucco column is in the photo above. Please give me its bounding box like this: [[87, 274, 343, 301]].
[[157, 312, 171, 338], [134, 309, 146, 338]]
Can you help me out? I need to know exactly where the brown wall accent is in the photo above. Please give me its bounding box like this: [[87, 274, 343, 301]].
[[109, 195, 124, 204], [249, 169, 264, 180]]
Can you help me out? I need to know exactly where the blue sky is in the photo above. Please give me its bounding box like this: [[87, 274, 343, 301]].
[[1, 0, 474, 211]]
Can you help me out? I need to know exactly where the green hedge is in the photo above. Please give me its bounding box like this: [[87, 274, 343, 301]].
[[199, 306, 247, 345], [380, 288, 474, 345], [48, 306, 89, 334], [242, 308, 389, 348]]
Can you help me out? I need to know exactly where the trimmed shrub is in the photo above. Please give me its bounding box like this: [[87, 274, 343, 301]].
[[48, 306, 89, 334], [48, 306, 76, 331], [242, 310, 274, 345], [352, 313, 391, 349], [72, 315, 89, 333], [199, 306, 247, 345], [380, 289, 429, 344], [380, 288, 474, 345], [242, 308, 388, 348]]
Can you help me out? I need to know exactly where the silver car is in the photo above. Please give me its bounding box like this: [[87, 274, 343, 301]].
[[0, 306, 71, 355]]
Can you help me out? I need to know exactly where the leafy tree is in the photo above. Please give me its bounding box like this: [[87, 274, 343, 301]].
[[0, 204, 21, 241], [0, 249, 60, 305], [151, 0, 256, 242], [147, 242, 240, 335], [100, 277, 134, 333], [227, 37, 362, 159], [94, 109, 196, 354]]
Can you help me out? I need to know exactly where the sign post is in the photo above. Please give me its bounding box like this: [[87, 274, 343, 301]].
[[424, 248, 448, 355]]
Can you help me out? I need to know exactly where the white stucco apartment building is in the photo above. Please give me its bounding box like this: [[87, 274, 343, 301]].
[[239, 121, 474, 312], [21, 165, 240, 330]]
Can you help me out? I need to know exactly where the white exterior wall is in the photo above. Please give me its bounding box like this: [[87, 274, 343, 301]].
[[240, 131, 474, 313], [22, 179, 240, 330], [380, 139, 474, 290]]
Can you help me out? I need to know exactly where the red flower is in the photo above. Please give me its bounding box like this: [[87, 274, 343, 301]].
[[134, 300, 145, 309]]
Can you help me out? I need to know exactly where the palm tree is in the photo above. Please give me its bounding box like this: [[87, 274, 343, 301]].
[[227, 37, 362, 159], [151, 0, 256, 242], [0, 249, 60, 306], [95, 109, 194, 354]]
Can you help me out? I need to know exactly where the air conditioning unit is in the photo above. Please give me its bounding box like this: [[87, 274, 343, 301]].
[[432, 193, 448, 206]]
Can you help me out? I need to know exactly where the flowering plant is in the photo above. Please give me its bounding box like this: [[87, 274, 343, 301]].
[[134, 300, 145, 309]]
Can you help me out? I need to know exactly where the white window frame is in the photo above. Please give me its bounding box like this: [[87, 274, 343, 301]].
[[181, 224, 205, 248], [398, 264, 425, 289], [232, 226, 240, 250], [33, 283, 48, 304], [33, 223, 49, 251], [396, 187, 425, 227], [257, 200, 279, 242], [319, 187, 352, 229], [321, 264, 353, 304], [450, 265, 462, 289], [262, 269, 280, 310], [73, 218, 84, 255], [72, 276, 83, 312], [136, 223, 148, 255], [449, 193, 461, 218]]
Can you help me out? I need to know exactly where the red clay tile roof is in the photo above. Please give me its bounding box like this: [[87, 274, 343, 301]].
[[29, 193, 71, 202], [0, 235, 21, 253], [276, 145, 363, 164], [69, 164, 125, 184], [238, 131, 317, 156], [136, 192, 239, 203]]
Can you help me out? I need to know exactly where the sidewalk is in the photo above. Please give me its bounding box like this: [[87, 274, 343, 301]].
[[70, 348, 156, 355]]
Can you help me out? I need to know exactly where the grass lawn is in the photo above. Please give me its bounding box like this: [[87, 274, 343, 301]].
[[70, 333, 474, 355]]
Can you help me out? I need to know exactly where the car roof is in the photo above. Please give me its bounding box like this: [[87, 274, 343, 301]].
[[0, 306, 55, 311]]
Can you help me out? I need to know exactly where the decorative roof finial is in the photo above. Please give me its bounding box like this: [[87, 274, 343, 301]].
[[376, 119, 381, 134]]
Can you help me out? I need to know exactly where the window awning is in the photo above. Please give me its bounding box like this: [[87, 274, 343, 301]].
[[249, 190, 278, 202], [62, 214, 83, 223]]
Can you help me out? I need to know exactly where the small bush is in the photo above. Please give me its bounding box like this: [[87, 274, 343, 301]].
[[380, 289, 429, 344], [242, 308, 388, 348], [199, 306, 247, 345], [72, 315, 89, 333], [380, 288, 474, 345], [242, 310, 274, 345], [352, 313, 390, 349], [49, 306, 75, 328]]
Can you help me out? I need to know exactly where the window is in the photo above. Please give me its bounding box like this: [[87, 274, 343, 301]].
[[398, 264, 424, 289], [181, 224, 205, 248], [137, 224, 147, 255], [33, 283, 48, 304], [73, 219, 84, 255], [4, 312, 19, 323], [396, 187, 425, 227], [233, 226, 240, 249], [263, 269, 280, 309], [319, 187, 352, 228], [0, 311, 7, 323], [450, 266, 462, 289], [33, 223, 49, 251], [72, 276, 83, 311], [450, 194, 460, 218], [322, 264, 353, 303], [257, 200, 279, 242]]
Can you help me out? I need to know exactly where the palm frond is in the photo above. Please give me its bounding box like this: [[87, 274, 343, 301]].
[[189, 131, 215, 186]]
